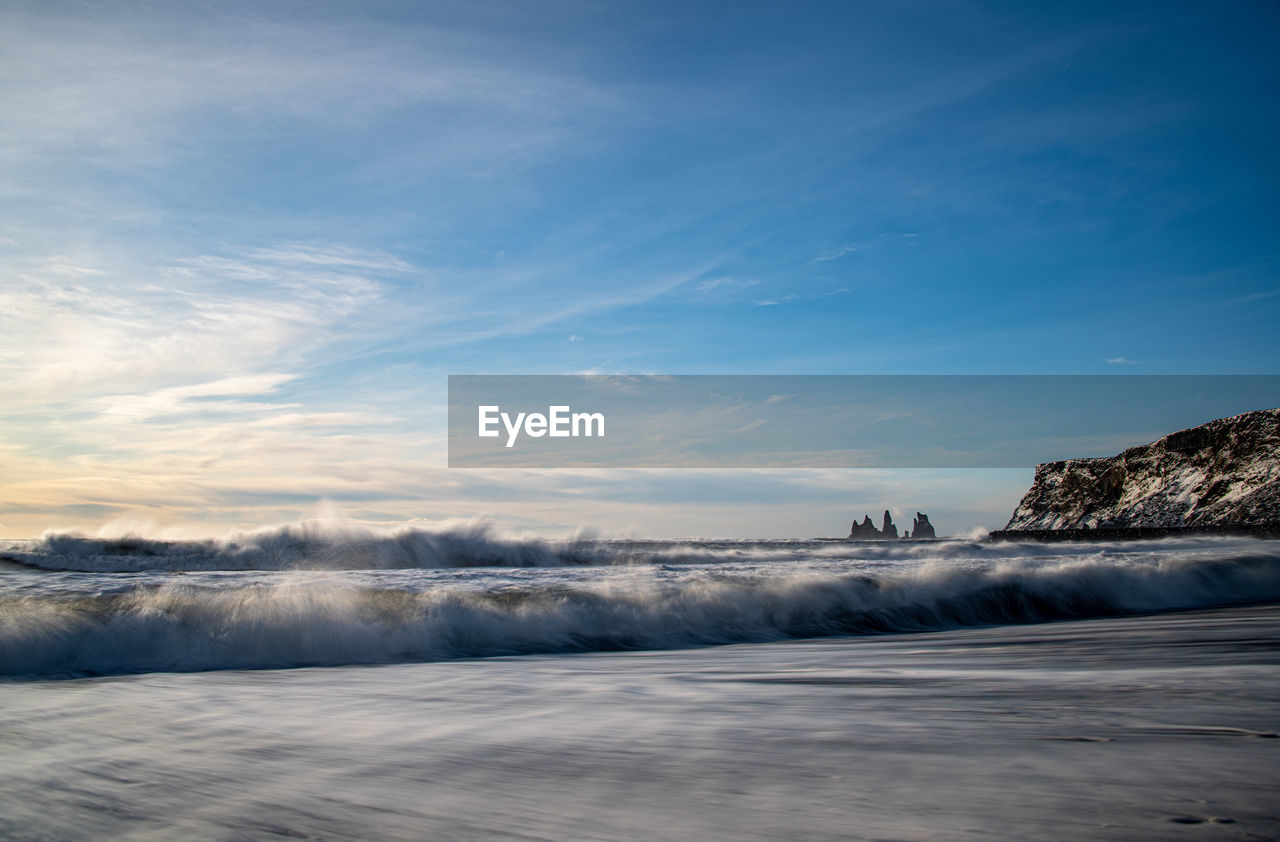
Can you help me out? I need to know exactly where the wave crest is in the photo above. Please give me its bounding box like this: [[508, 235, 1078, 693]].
[[3, 552, 1278, 677], [10, 522, 615, 572]]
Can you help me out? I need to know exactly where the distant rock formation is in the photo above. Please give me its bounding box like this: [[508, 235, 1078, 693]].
[[848, 515, 879, 540], [911, 512, 936, 539], [849, 510, 901, 540], [1004, 408, 1280, 530]]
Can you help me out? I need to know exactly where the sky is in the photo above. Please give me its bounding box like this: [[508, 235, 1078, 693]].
[[1, 0, 1278, 539]]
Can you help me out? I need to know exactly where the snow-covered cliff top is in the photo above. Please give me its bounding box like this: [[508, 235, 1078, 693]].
[[1005, 408, 1280, 530]]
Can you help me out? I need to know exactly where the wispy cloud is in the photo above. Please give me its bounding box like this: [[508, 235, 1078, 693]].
[[241, 245, 412, 273], [0, 243, 389, 408], [1105, 356, 1137, 365], [696, 276, 758, 293], [752, 288, 850, 307], [42, 262, 106, 277], [92, 374, 298, 423], [814, 243, 858, 262], [0, 7, 608, 168], [1224, 290, 1280, 306]]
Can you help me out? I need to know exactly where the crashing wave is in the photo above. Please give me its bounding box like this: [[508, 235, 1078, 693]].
[[2, 549, 1277, 676], [2, 522, 617, 572]]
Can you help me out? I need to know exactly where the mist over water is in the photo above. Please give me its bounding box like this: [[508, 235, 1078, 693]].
[[6, 519, 1278, 571], [3, 526, 1279, 677]]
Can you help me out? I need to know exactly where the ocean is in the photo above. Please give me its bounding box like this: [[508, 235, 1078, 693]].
[[2, 531, 1278, 839]]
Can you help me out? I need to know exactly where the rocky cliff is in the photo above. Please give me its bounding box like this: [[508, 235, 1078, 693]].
[[1004, 408, 1280, 530]]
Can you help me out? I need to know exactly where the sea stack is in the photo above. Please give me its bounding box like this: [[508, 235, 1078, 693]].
[[1002, 408, 1280, 532], [849, 510, 903, 540], [848, 515, 881, 540], [911, 512, 936, 539]]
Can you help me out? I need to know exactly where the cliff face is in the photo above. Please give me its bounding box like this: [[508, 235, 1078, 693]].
[[1004, 408, 1280, 530]]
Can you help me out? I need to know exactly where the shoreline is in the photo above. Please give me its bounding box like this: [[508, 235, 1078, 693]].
[[989, 523, 1280, 542]]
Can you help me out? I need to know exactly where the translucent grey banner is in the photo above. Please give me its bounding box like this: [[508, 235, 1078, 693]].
[[447, 375, 1280, 468]]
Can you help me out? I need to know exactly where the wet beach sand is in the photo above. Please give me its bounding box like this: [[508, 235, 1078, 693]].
[[2, 601, 1277, 840]]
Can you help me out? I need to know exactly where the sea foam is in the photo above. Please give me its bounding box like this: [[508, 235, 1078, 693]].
[[2, 545, 1277, 677]]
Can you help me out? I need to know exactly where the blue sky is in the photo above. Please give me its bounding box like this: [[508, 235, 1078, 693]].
[[1, 0, 1278, 538]]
